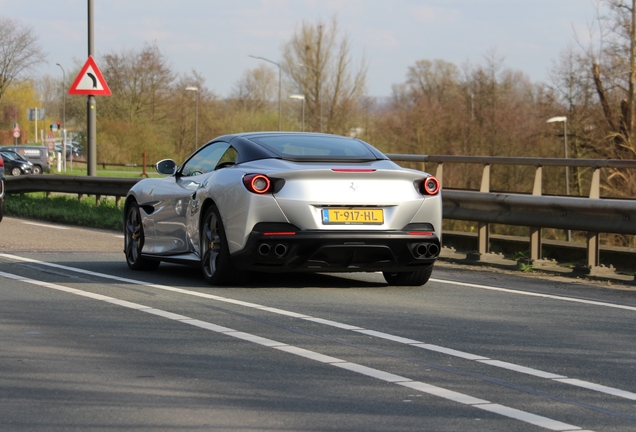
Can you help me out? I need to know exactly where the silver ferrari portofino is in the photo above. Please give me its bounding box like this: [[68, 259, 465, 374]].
[[124, 132, 442, 286]]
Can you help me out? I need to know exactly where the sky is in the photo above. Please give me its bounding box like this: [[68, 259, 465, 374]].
[[1, 0, 601, 98]]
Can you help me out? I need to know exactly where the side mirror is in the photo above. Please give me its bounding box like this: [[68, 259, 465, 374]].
[[156, 159, 177, 176]]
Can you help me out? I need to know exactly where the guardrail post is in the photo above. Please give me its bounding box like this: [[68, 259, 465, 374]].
[[530, 166, 542, 261], [95, 194, 101, 205], [478, 164, 490, 255], [141, 153, 149, 178], [587, 168, 601, 268], [587, 231, 600, 267], [115, 196, 121, 208], [435, 163, 443, 185]]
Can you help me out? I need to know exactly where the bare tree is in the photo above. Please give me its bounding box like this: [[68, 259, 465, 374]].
[[406, 59, 460, 105], [230, 64, 276, 111], [283, 17, 367, 134], [583, 0, 636, 157], [0, 17, 47, 105], [99, 43, 175, 124], [559, 0, 636, 201]]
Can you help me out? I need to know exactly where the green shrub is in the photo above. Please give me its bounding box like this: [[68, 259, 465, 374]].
[[4, 192, 123, 231]]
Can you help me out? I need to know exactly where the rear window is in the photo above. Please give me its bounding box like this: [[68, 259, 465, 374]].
[[249, 135, 378, 161]]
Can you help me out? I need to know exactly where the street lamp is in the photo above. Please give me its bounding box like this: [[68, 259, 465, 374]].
[[290, 94, 305, 131], [297, 63, 323, 133], [546, 115, 570, 241], [56, 63, 66, 171], [248, 55, 281, 131], [185, 86, 199, 152]]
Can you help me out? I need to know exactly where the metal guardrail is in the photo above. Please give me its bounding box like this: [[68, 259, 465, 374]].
[[5, 154, 636, 270], [442, 190, 636, 234], [4, 175, 139, 206], [386, 154, 636, 270]]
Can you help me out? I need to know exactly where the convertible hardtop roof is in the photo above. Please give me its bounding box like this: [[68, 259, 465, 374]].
[[208, 132, 388, 163]]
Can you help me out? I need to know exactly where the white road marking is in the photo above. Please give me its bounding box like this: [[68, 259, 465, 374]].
[[0, 252, 634, 403], [475, 404, 582, 431], [0, 269, 588, 432], [411, 343, 489, 360], [477, 360, 566, 379], [429, 278, 636, 312], [353, 329, 421, 344], [553, 379, 636, 401], [22, 221, 70, 230]]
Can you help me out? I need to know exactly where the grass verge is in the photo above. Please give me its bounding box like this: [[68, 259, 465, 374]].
[[4, 192, 123, 231]]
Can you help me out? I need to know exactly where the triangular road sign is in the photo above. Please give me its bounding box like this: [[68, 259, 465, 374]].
[[68, 56, 112, 96]]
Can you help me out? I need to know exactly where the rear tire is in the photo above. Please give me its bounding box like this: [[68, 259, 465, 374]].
[[32, 165, 42, 175], [201, 204, 248, 286], [124, 201, 160, 271], [383, 264, 434, 286]]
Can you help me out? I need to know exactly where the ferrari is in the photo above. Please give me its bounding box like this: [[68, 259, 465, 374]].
[[124, 132, 442, 286]]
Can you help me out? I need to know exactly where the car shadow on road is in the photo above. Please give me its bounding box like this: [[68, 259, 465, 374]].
[[145, 262, 389, 289]]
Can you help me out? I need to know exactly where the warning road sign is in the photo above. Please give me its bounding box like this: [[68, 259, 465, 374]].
[[68, 56, 112, 96]]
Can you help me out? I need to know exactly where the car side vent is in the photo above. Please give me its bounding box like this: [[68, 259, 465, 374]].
[[140, 205, 155, 215]]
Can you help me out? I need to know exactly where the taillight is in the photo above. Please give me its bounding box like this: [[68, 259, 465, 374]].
[[420, 176, 440, 195], [243, 174, 272, 194], [0, 157, 3, 167]]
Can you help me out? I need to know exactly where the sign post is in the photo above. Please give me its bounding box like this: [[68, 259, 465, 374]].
[[68, 55, 111, 176], [68, 1, 111, 176], [13, 125, 20, 144]]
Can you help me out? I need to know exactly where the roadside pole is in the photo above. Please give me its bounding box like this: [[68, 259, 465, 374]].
[[87, 0, 96, 176], [69, 0, 110, 176]]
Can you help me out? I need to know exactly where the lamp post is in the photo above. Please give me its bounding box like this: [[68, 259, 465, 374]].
[[297, 63, 323, 133], [185, 86, 199, 152], [546, 115, 571, 241], [290, 94, 305, 131], [56, 63, 66, 171], [248, 55, 281, 131]]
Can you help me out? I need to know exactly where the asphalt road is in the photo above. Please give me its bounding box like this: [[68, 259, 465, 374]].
[[1, 216, 635, 431]]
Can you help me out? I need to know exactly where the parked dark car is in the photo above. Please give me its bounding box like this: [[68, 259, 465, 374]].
[[0, 153, 4, 222], [0, 151, 34, 176], [55, 143, 83, 159]]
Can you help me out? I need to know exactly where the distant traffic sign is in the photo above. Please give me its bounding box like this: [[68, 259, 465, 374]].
[[68, 56, 112, 96]]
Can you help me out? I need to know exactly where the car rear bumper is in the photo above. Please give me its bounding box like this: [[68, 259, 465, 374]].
[[231, 228, 440, 273]]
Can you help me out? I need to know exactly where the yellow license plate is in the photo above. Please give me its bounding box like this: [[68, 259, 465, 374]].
[[322, 208, 384, 224]]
